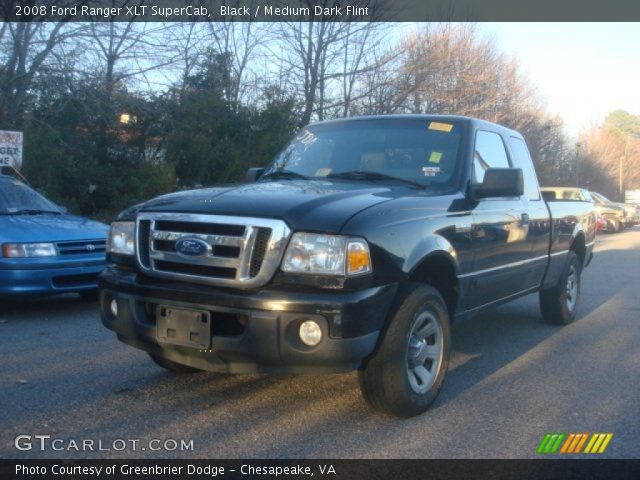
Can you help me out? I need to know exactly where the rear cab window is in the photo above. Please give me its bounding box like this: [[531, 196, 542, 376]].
[[508, 136, 541, 201]]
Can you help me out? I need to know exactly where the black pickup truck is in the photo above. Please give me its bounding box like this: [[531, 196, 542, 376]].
[[100, 115, 596, 417]]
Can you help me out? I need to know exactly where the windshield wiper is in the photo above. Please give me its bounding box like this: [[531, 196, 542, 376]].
[[2, 209, 61, 215], [327, 171, 424, 188], [260, 169, 309, 181]]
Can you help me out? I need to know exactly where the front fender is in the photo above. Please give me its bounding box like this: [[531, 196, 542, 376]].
[[405, 235, 460, 276]]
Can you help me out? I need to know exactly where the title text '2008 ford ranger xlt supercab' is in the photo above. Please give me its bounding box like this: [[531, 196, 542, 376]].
[[99, 116, 595, 417]]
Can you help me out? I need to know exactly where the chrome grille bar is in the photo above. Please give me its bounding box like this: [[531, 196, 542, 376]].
[[150, 230, 245, 247], [135, 213, 291, 289]]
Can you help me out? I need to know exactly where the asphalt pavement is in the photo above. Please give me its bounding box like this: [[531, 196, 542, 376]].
[[1, 227, 639, 459]]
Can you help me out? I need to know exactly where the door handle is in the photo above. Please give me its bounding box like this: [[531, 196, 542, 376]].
[[521, 213, 530, 225]]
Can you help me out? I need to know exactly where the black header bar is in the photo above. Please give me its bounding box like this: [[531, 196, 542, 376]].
[[2, 459, 640, 480], [2, 0, 640, 22]]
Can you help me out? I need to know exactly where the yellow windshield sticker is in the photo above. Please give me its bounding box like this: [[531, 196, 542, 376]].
[[429, 152, 442, 163], [428, 122, 453, 133], [315, 168, 332, 176]]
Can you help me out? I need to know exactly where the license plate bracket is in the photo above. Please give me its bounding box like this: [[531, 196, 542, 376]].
[[156, 305, 211, 349]]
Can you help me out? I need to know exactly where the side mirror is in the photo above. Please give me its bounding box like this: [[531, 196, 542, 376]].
[[471, 168, 524, 199], [245, 167, 264, 183]]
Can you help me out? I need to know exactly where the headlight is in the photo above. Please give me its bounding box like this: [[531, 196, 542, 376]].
[[107, 221, 135, 256], [281, 233, 372, 276], [2, 243, 57, 258]]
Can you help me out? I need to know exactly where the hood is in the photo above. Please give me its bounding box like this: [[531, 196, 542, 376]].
[[0, 214, 109, 243], [139, 180, 409, 232]]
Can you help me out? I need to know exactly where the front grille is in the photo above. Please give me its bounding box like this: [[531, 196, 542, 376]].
[[155, 220, 245, 237], [250, 228, 272, 278], [154, 260, 236, 279], [136, 213, 291, 289], [56, 239, 106, 255]]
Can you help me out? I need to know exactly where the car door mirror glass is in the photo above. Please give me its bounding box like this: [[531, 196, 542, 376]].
[[472, 168, 524, 199]]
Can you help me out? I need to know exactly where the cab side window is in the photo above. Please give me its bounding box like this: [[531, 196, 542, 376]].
[[509, 137, 540, 200], [473, 131, 510, 183]]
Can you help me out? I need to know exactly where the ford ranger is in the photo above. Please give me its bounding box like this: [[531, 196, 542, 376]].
[[99, 115, 595, 417]]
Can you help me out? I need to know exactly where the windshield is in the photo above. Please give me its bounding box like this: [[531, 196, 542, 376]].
[[592, 192, 612, 203], [262, 119, 464, 188], [0, 177, 62, 214]]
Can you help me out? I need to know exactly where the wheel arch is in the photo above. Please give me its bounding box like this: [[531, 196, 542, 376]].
[[407, 251, 460, 318], [570, 231, 587, 268]]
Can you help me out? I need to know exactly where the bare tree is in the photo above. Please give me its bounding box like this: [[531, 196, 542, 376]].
[[270, 0, 384, 125], [202, 1, 266, 111], [0, 2, 83, 128], [153, 23, 208, 93], [579, 125, 640, 198], [78, 15, 179, 164]]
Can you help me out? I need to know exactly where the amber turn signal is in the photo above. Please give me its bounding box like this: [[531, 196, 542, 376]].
[[347, 240, 372, 275]]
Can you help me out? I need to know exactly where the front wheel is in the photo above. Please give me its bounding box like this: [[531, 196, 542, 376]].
[[358, 284, 451, 417], [539, 250, 581, 325]]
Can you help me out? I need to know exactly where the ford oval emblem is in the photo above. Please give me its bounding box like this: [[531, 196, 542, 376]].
[[175, 238, 209, 257]]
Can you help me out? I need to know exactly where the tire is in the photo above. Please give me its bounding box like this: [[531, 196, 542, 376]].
[[148, 353, 203, 373], [358, 283, 451, 417], [539, 250, 581, 325], [609, 218, 622, 233]]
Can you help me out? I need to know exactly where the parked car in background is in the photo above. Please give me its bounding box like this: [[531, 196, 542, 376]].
[[590, 191, 637, 231], [541, 187, 630, 233], [540, 187, 614, 232], [0, 175, 109, 298], [540, 187, 592, 203]]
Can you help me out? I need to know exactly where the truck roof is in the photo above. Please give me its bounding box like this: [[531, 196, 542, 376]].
[[309, 114, 522, 137]]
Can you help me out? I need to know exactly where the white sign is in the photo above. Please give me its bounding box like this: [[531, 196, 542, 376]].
[[626, 189, 640, 205], [0, 130, 23, 169]]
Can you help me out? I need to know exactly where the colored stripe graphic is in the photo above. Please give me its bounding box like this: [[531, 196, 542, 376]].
[[539, 433, 612, 454], [560, 433, 589, 453], [574, 433, 590, 453], [560, 434, 575, 453], [549, 434, 565, 453], [597, 434, 613, 453], [537, 433, 565, 453], [585, 433, 614, 454], [584, 434, 598, 453], [537, 433, 552, 454]]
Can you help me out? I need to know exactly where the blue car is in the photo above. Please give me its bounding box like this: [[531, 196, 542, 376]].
[[0, 174, 109, 297]]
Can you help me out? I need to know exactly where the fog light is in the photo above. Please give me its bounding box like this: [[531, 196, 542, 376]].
[[299, 320, 322, 346], [110, 299, 118, 317]]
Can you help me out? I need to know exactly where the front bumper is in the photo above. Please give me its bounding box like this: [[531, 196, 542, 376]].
[[0, 256, 106, 295], [99, 267, 397, 374]]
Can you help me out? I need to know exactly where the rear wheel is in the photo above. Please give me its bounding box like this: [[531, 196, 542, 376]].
[[358, 284, 451, 417], [148, 353, 203, 373], [607, 218, 622, 233], [539, 250, 581, 325]]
